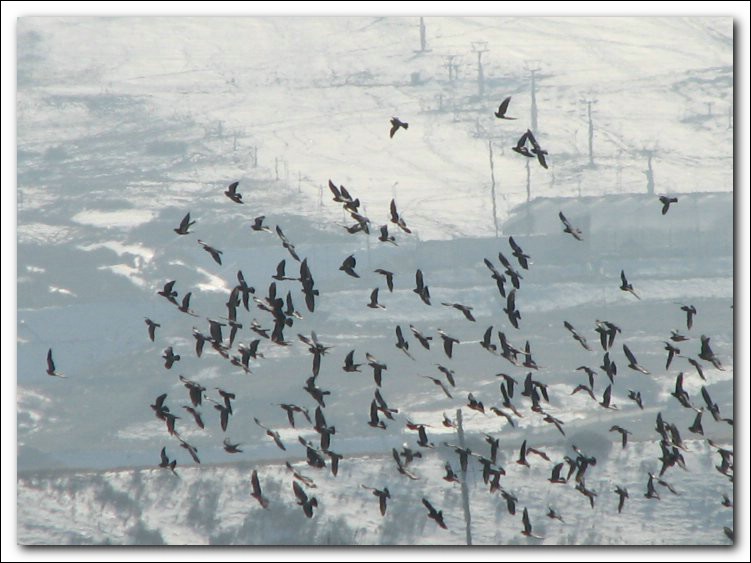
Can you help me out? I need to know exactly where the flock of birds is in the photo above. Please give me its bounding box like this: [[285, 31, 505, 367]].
[[43, 95, 733, 544]]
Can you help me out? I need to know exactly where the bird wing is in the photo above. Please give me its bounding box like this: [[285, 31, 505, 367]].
[[47, 349, 55, 372], [623, 344, 637, 365], [227, 181, 238, 195], [292, 480, 308, 503], [498, 96, 511, 117]]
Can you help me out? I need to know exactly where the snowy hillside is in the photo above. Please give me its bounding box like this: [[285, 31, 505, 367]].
[[15, 16, 733, 546]]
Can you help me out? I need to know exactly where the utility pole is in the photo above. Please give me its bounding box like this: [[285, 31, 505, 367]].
[[488, 140, 499, 238], [525, 158, 531, 202], [471, 42, 488, 98], [418, 17, 428, 53], [706, 101, 713, 116], [274, 157, 279, 181], [526, 65, 541, 133], [580, 98, 598, 167], [644, 149, 655, 195], [444, 55, 458, 83], [456, 409, 472, 546]]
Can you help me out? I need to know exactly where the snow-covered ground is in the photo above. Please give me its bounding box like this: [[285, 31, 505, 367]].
[[15, 16, 734, 546]]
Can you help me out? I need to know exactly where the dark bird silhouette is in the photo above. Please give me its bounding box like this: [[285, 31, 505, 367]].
[[273, 259, 295, 281], [509, 236, 530, 270], [389, 117, 408, 138], [366, 353, 387, 387], [159, 447, 177, 474], [688, 409, 704, 435], [523, 341, 539, 370], [564, 321, 591, 350], [680, 304, 697, 330], [504, 289, 521, 329], [250, 469, 269, 509], [422, 498, 448, 529], [610, 425, 631, 448], [599, 384, 617, 410], [162, 346, 180, 369], [576, 366, 597, 389], [664, 341, 681, 370], [699, 335, 724, 370], [595, 320, 621, 350], [423, 375, 453, 399], [671, 372, 692, 408], [395, 326, 414, 359], [517, 440, 530, 467], [548, 462, 567, 484], [512, 131, 534, 158], [286, 462, 317, 488], [275, 225, 301, 262], [178, 437, 200, 464], [374, 389, 399, 420], [413, 269, 431, 305], [521, 507, 544, 539], [343, 350, 362, 372], [644, 473, 660, 500], [436, 364, 457, 387], [623, 344, 650, 374], [571, 383, 596, 402], [494, 96, 516, 119], [182, 406, 205, 429], [627, 389, 644, 409], [174, 212, 196, 235], [467, 393, 485, 414], [374, 268, 394, 292], [389, 198, 412, 233], [179, 375, 205, 407], [614, 486, 629, 513], [688, 357, 706, 380], [670, 329, 689, 342], [415, 424, 434, 448], [392, 448, 419, 480], [339, 254, 359, 278], [368, 287, 386, 309], [480, 326, 497, 354], [213, 402, 231, 432], [224, 181, 243, 203], [251, 215, 272, 233], [410, 325, 433, 350], [483, 258, 507, 297], [526, 129, 548, 169], [559, 211, 583, 241], [619, 270, 640, 300], [441, 302, 476, 322], [576, 481, 598, 509], [254, 417, 286, 451], [304, 376, 331, 408], [547, 506, 564, 523], [223, 437, 243, 454], [293, 480, 318, 518], [45, 348, 65, 377], [177, 292, 198, 316], [659, 195, 678, 215], [368, 400, 386, 429], [437, 329, 459, 359], [501, 489, 518, 515], [158, 280, 178, 306], [279, 403, 311, 428], [362, 485, 391, 516], [198, 240, 223, 265], [378, 224, 397, 245]]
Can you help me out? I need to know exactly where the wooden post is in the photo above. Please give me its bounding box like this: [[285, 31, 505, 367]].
[[456, 408, 472, 546]]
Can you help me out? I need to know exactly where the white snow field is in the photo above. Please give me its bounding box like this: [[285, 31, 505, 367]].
[[16, 17, 733, 545]]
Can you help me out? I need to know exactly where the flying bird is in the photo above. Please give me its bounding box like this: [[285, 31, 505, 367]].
[[162, 346, 180, 369], [45, 348, 65, 378], [250, 469, 269, 509], [254, 417, 287, 451], [610, 425, 632, 448], [614, 486, 629, 513], [378, 224, 397, 245], [293, 480, 318, 518], [494, 96, 516, 119], [619, 270, 640, 300], [441, 302, 476, 322], [680, 304, 697, 330], [559, 211, 583, 241], [659, 195, 678, 215], [157, 280, 178, 306], [174, 212, 196, 235], [339, 254, 359, 278], [410, 325, 433, 349], [368, 287, 386, 309], [422, 498, 448, 529], [508, 236, 530, 270], [526, 129, 549, 169], [623, 344, 650, 374], [223, 437, 243, 454], [389, 117, 409, 138], [512, 131, 534, 158], [224, 181, 243, 203], [521, 507, 544, 539], [197, 240, 223, 265], [361, 485, 390, 516], [251, 215, 272, 233], [389, 199, 412, 233], [158, 447, 177, 474], [374, 269, 394, 292]]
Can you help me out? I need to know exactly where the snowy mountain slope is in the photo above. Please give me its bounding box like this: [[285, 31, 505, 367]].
[[16, 17, 733, 545]]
